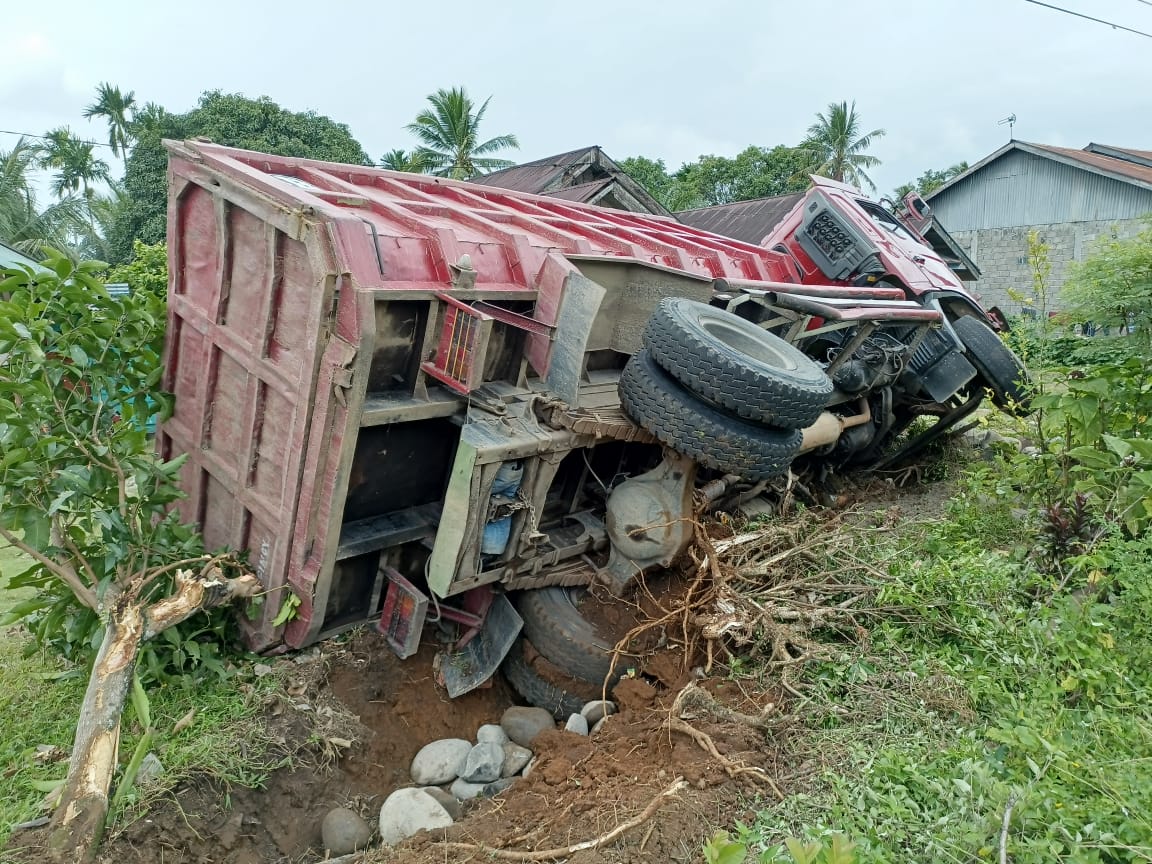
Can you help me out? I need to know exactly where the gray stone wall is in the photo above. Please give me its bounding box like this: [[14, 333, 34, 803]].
[[951, 218, 1146, 315]]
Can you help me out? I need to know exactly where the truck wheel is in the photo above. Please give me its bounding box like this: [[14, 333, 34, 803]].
[[951, 316, 1031, 412], [620, 349, 803, 480], [643, 298, 832, 429], [501, 638, 596, 720], [516, 587, 626, 688]]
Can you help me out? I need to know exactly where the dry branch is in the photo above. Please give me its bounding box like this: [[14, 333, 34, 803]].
[[441, 778, 689, 861]]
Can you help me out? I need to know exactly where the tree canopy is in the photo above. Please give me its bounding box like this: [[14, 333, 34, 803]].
[[893, 162, 969, 200], [798, 100, 886, 191], [107, 91, 371, 262], [406, 87, 519, 179]]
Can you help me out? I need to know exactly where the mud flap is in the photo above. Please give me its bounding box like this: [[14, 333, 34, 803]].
[[439, 593, 523, 698]]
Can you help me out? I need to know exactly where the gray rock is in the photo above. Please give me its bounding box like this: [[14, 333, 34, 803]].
[[136, 753, 165, 785], [590, 716, 608, 736], [482, 778, 514, 797], [580, 700, 617, 725], [378, 788, 454, 846], [252, 663, 274, 677], [500, 706, 554, 747], [459, 741, 504, 783], [522, 756, 537, 778], [410, 738, 472, 785], [501, 743, 533, 777], [563, 713, 589, 736], [422, 786, 462, 820], [321, 807, 373, 855], [450, 777, 487, 800], [476, 723, 509, 746]]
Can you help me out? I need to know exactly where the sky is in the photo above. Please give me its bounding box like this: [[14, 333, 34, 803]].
[[3, 0, 1152, 198]]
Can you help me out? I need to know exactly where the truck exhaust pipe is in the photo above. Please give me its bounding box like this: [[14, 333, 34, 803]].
[[798, 399, 872, 453]]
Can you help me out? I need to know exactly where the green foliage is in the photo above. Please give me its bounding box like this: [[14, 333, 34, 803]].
[[892, 161, 968, 200], [37, 127, 111, 198], [797, 100, 885, 191], [378, 148, 429, 173], [83, 82, 137, 158], [704, 829, 858, 864], [621, 146, 811, 211], [0, 137, 89, 253], [1063, 219, 1152, 346], [405, 86, 519, 179], [107, 240, 168, 299], [108, 91, 370, 262], [0, 252, 238, 682]]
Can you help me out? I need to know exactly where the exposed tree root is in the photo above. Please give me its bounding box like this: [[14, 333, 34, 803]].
[[440, 778, 689, 861]]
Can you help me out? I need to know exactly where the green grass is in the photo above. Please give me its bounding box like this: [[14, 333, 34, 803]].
[[0, 540, 33, 617], [736, 482, 1152, 864]]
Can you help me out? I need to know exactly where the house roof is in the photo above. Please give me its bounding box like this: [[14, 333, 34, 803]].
[[675, 193, 805, 245], [0, 241, 39, 270], [473, 146, 671, 216], [928, 140, 1152, 201]]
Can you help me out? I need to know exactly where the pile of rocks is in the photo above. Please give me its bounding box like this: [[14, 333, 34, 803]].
[[321, 700, 617, 855]]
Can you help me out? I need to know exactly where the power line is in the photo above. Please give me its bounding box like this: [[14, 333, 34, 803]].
[[0, 129, 114, 149], [1134, 0, 1152, 7], [1022, 0, 1152, 38]]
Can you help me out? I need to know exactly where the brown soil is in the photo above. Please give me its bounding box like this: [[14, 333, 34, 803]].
[[6, 470, 957, 864]]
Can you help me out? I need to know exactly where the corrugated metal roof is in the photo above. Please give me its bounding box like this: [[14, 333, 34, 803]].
[[676, 193, 805, 245], [1029, 143, 1152, 188], [545, 179, 615, 202], [0, 241, 39, 269], [471, 147, 595, 194]]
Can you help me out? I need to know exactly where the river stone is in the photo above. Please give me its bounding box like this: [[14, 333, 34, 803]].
[[523, 756, 538, 778], [483, 778, 514, 796], [591, 716, 608, 736], [321, 807, 372, 855], [580, 700, 617, 725], [450, 777, 487, 800], [500, 706, 554, 747], [422, 786, 462, 820], [501, 743, 533, 777], [378, 788, 454, 846], [459, 741, 503, 783], [563, 713, 589, 736], [410, 738, 471, 785], [476, 723, 509, 746], [137, 753, 165, 785]]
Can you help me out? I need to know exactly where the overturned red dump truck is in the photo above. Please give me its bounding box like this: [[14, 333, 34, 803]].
[[159, 142, 1027, 712]]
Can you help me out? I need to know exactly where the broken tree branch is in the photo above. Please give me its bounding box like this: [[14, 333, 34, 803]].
[[0, 525, 97, 610]]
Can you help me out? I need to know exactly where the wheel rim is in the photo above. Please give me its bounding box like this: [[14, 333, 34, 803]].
[[698, 315, 799, 371]]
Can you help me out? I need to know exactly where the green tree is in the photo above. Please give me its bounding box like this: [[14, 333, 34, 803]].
[[0, 137, 87, 253], [893, 162, 969, 200], [618, 156, 703, 210], [1063, 219, 1152, 345], [107, 239, 168, 299], [83, 83, 137, 158], [108, 91, 370, 262], [677, 145, 811, 206], [38, 128, 111, 198], [0, 252, 259, 860], [379, 148, 429, 172], [799, 100, 885, 191], [406, 87, 519, 179]]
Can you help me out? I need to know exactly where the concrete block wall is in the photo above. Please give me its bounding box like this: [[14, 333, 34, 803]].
[[950, 218, 1146, 314]]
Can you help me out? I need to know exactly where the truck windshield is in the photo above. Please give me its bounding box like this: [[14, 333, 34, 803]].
[[858, 201, 918, 243]]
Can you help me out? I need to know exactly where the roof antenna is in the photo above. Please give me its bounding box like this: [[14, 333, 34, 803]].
[[998, 114, 1017, 141]]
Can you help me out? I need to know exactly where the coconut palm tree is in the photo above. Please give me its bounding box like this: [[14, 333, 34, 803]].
[[0, 137, 87, 254], [38, 128, 111, 198], [379, 149, 429, 173], [799, 100, 886, 192], [83, 83, 137, 158], [406, 87, 519, 180]]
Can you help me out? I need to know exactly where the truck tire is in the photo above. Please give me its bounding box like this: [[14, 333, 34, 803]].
[[951, 315, 1031, 412], [620, 349, 803, 480], [643, 298, 833, 429], [501, 638, 595, 720], [516, 587, 626, 689]]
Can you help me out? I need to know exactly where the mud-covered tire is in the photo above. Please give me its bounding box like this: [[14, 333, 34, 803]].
[[643, 298, 832, 429], [951, 315, 1031, 413], [501, 638, 594, 720], [516, 588, 626, 688], [620, 349, 803, 480]]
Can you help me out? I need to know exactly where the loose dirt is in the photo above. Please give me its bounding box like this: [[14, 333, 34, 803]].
[[6, 468, 961, 864]]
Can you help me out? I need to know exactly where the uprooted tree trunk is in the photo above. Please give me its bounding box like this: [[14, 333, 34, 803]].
[[46, 566, 260, 864]]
